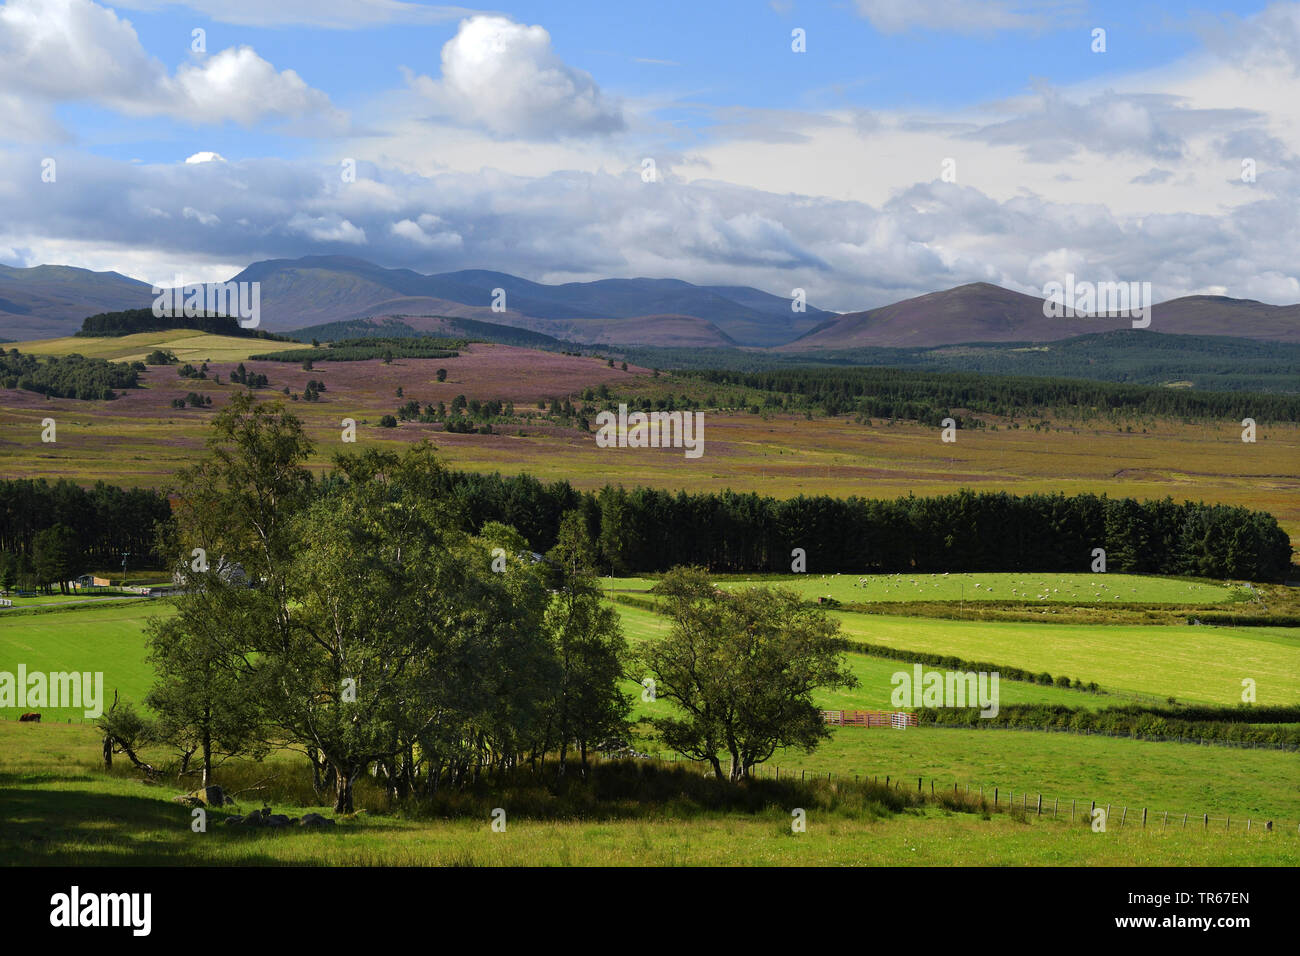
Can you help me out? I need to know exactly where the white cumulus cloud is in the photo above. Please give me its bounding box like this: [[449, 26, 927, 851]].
[[0, 0, 341, 133], [405, 15, 625, 139]]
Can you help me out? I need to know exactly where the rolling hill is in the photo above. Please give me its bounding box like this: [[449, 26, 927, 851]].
[[3, 257, 1298, 352], [0, 265, 155, 340], [0, 256, 832, 347], [786, 282, 1300, 349]]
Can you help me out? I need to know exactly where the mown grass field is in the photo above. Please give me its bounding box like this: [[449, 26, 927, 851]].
[[614, 604, 1113, 715], [8, 331, 303, 363], [0, 601, 169, 721], [608, 580, 1300, 705], [719, 571, 1244, 605], [828, 612, 1300, 706], [2, 723, 1295, 866], [606, 571, 1246, 604]]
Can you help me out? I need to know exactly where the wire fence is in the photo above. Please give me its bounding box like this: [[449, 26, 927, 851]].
[[7, 716, 1293, 834], [635, 750, 1296, 835]]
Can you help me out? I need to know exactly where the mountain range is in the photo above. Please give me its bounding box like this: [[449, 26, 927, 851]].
[[2, 256, 1298, 349]]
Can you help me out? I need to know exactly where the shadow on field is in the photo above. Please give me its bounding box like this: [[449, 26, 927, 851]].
[[385, 759, 957, 824], [0, 781, 322, 866]]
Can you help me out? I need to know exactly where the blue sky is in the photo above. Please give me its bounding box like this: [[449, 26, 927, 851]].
[[1, 0, 1297, 310]]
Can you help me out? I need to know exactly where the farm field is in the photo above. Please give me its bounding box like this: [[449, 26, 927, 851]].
[[1, 722, 1295, 866], [2, 337, 1298, 550], [607, 571, 1246, 605], [0, 592, 140, 607], [0, 601, 169, 721], [8, 331, 303, 363], [827, 612, 1300, 706], [613, 602, 1112, 714], [764, 725, 1300, 823], [607, 582, 1300, 704]]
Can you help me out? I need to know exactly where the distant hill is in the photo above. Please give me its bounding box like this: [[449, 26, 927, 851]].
[[288, 315, 576, 350], [4, 257, 1298, 353], [225, 256, 828, 346], [630, 329, 1298, 392], [0, 255, 821, 345], [0, 264, 154, 339], [786, 282, 1300, 348]]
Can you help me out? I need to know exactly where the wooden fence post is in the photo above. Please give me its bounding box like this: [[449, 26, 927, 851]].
[[1037, 794, 1042, 816], [1054, 797, 1059, 818], [1120, 806, 1127, 827], [1071, 799, 1076, 821], [995, 787, 998, 806], [1203, 813, 1208, 828], [1142, 808, 1147, 828]]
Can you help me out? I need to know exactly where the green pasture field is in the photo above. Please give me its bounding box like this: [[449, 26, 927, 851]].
[[0, 593, 134, 608], [827, 613, 1300, 706], [761, 725, 1300, 824], [603, 571, 1245, 605], [1, 722, 1295, 866], [605, 583, 1300, 705], [0, 601, 172, 721], [719, 571, 1244, 605], [612, 602, 1112, 715]]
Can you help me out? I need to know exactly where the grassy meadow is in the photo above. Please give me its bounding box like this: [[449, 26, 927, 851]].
[[2, 722, 1295, 866], [4, 588, 1295, 866]]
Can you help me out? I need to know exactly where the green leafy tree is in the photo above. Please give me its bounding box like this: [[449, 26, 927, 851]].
[[275, 446, 502, 811], [543, 512, 630, 776], [145, 592, 269, 786], [639, 567, 857, 781]]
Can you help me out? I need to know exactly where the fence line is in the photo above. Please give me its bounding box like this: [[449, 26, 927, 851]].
[[632, 749, 1295, 836], [8, 716, 1293, 834]]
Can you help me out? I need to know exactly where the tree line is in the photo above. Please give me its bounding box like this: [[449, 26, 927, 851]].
[[0, 469, 1288, 594], [679, 365, 1300, 422], [421, 476, 1294, 582], [0, 478, 171, 576], [921, 703, 1300, 749]]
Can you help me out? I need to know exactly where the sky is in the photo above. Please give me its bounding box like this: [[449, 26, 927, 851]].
[[0, 0, 1297, 312]]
